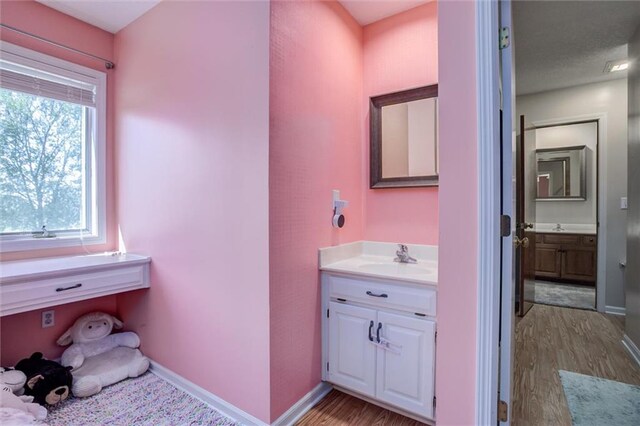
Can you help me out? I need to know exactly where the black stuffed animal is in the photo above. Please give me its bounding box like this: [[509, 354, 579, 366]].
[[15, 352, 73, 406]]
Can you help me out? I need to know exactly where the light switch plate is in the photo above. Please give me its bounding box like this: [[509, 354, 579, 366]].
[[42, 310, 55, 328], [621, 197, 628, 210]]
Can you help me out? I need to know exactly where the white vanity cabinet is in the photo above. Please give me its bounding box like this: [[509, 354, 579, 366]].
[[322, 272, 436, 422], [328, 302, 377, 397]]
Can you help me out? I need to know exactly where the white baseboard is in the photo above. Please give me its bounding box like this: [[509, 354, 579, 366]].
[[149, 360, 269, 426], [605, 305, 626, 316], [271, 382, 333, 426], [150, 360, 331, 426], [622, 334, 640, 368]]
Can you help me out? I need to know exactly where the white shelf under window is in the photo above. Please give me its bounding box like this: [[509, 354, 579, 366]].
[[0, 253, 150, 316]]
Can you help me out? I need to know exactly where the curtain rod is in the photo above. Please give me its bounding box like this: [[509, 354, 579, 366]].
[[0, 23, 115, 69]]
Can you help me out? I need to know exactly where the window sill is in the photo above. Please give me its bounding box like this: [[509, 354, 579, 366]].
[[0, 234, 106, 253], [0, 252, 150, 316]]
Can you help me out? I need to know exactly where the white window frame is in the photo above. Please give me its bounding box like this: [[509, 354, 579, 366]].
[[0, 42, 107, 253]]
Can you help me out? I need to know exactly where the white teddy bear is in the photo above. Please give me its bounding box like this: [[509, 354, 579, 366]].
[[57, 312, 150, 398]]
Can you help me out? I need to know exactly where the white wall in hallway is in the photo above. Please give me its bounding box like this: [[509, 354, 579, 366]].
[[517, 78, 628, 309], [625, 25, 640, 348]]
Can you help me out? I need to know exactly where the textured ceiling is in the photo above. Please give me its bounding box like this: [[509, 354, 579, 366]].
[[36, 0, 160, 33], [514, 0, 640, 95], [339, 0, 430, 26]]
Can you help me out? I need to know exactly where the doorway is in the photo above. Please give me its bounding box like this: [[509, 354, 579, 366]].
[[491, 1, 640, 425], [517, 119, 600, 313]]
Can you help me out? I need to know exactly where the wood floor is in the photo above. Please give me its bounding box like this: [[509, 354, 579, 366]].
[[296, 390, 426, 426], [513, 304, 640, 425]]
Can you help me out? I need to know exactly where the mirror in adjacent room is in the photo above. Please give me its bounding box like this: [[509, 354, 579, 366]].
[[370, 85, 438, 188], [535, 145, 586, 200]]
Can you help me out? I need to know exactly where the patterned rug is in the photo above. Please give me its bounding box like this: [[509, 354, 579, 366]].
[[559, 370, 640, 426], [42, 372, 240, 426], [529, 281, 595, 310]]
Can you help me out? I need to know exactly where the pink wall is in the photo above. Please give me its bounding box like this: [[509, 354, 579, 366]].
[[362, 2, 439, 245], [0, 0, 117, 261], [114, 1, 271, 422], [0, 0, 119, 365], [436, 0, 478, 424], [269, 0, 364, 420], [0, 297, 117, 366]]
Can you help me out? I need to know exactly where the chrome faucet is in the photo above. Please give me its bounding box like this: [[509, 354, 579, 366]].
[[554, 223, 565, 232], [394, 244, 417, 264]]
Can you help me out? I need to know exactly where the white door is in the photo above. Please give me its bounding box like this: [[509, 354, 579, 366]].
[[375, 311, 436, 419], [328, 302, 377, 397]]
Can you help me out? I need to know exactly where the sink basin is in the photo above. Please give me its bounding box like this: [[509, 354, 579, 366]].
[[357, 262, 433, 276], [318, 242, 438, 285], [533, 223, 597, 234]]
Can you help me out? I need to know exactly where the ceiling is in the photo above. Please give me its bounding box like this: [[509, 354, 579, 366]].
[[514, 0, 640, 95], [36, 0, 431, 34], [339, 0, 430, 26], [36, 0, 160, 33]]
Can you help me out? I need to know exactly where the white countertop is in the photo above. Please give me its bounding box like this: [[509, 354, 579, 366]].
[[319, 241, 438, 286], [0, 253, 151, 284], [534, 223, 597, 235]]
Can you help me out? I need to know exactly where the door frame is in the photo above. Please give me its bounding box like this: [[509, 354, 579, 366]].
[[529, 113, 607, 313], [475, 0, 503, 425]]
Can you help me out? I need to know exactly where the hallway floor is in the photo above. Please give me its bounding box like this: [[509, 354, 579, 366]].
[[513, 304, 640, 425]]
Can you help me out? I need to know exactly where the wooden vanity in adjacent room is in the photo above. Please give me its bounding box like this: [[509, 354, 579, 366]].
[[533, 232, 597, 284]]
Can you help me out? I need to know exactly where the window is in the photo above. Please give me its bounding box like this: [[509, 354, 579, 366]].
[[0, 42, 106, 252]]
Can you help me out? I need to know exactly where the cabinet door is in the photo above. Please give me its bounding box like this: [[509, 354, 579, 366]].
[[535, 244, 562, 279], [375, 311, 435, 419], [561, 247, 596, 282], [328, 302, 377, 397]]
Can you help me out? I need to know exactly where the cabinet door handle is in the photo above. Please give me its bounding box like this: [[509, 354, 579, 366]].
[[376, 322, 382, 343], [368, 321, 374, 342], [56, 283, 82, 292], [366, 291, 388, 298]]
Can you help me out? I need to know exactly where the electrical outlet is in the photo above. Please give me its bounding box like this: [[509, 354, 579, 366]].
[[42, 310, 55, 328]]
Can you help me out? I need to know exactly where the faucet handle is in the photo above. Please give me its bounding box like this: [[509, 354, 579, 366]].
[[398, 244, 408, 252]]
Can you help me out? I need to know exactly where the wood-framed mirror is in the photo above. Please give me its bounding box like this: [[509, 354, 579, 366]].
[[535, 145, 587, 200], [370, 84, 438, 189]]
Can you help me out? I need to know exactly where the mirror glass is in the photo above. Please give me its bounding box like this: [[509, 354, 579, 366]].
[[370, 85, 438, 188], [381, 97, 438, 179], [536, 145, 586, 200]]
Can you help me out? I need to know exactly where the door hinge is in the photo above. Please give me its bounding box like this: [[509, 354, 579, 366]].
[[499, 27, 510, 49], [498, 400, 508, 422], [326, 308, 330, 318], [326, 362, 329, 372], [435, 331, 438, 343], [433, 396, 436, 411], [501, 215, 511, 237]]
